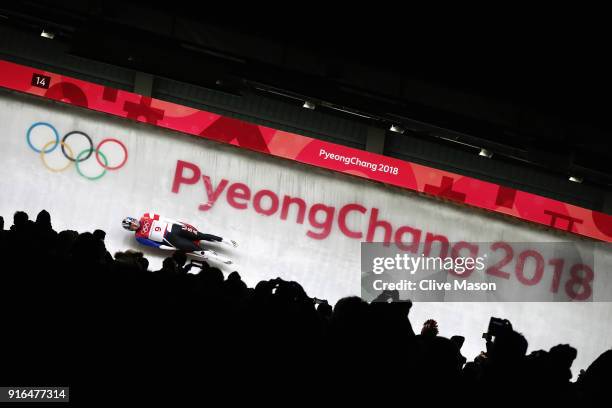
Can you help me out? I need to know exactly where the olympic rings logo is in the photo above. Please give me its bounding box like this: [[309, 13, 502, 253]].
[[26, 122, 128, 180], [141, 221, 151, 233]]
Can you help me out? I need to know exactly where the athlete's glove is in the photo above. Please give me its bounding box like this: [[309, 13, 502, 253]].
[[222, 238, 238, 248]]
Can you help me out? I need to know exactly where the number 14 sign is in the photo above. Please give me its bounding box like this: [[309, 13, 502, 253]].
[[31, 73, 51, 89]]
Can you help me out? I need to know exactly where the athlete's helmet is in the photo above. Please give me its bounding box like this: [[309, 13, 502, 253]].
[[122, 217, 140, 231]]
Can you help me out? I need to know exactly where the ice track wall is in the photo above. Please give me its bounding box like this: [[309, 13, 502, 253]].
[[0, 91, 610, 376]]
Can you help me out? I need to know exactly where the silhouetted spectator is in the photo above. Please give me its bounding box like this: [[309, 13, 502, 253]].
[[11, 210, 31, 233], [34, 209, 57, 250], [156, 257, 178, 277], [195, 263, 224, 292], [0, 208, 608, 403], [92, 229, 114, 264], [576, 349, 612, 404], [421, 319, 439, 337], [35, 209, 52, 230], [137, 256, 149, 272], [172, 250, 189, 274], [93, 229, 106, 241], [224, 271, 248, 297], [549, 344, 578, 382]]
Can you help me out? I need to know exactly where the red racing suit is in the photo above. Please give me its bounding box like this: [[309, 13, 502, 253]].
[[134, 212, 221, 252]]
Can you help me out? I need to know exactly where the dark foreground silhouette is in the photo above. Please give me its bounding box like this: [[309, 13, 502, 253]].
[[0, 210, 610, 404]]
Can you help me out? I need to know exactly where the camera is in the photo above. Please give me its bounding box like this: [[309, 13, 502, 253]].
[[482, 317, 512, 341]]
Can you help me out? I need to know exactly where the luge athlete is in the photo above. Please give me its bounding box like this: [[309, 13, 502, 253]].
[[122, 212, 237, 264]]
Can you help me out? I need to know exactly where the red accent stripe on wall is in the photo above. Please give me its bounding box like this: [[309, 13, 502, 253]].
[[2, 59, 611, 242]]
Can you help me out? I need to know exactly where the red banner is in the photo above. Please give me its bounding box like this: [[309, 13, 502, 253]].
[[1, 59, 611, 242]]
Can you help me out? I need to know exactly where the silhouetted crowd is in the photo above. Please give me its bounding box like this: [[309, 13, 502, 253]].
[[0, 210, 610, 404]]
